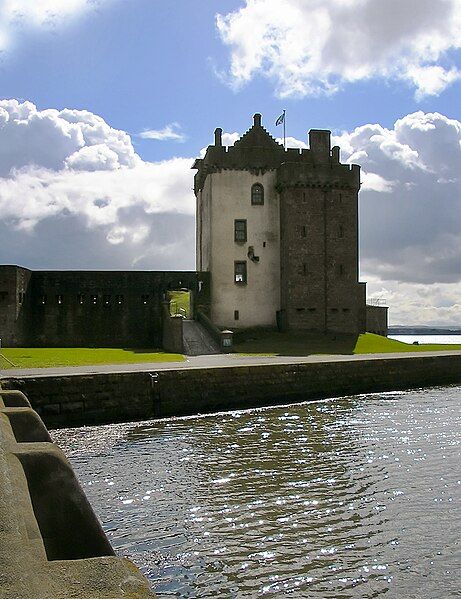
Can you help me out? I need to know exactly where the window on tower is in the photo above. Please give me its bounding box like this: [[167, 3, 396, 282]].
[[234, 261, 247, 284], [234, 219, 247, 242], [251, 183, 264, 205]]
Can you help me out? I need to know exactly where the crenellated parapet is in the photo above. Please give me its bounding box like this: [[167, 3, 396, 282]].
[[193, 113, 360, 193]]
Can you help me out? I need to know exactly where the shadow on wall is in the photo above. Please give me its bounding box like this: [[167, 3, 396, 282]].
[[233, 330, 360, 356]]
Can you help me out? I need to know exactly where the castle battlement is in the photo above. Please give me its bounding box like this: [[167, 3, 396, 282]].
[[194, 113, 368, 334]]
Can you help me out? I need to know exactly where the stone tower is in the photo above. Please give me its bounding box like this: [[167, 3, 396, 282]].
[[193, 113, 367, 334]]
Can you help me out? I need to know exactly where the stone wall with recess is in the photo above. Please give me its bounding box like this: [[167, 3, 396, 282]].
[[3, 353, 461, 429], [0, 266, 210, 348], [0, 383, 155, 598]]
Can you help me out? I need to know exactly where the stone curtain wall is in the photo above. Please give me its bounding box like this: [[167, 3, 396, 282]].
[[3, 353, 461, 428], [0, 267, 211, 348], [0, 266, 32, 346], [366, 305, 389, 336]]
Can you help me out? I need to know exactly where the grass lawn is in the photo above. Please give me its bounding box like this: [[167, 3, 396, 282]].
[[234, 331, 461, 356], [0, 348, 184, 370], [168, 290, 191, 318]]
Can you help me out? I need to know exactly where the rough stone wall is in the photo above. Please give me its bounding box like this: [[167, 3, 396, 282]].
[[194, 114, 368, 336], [0, 383, 155, 598], [278, 159, 365, 334], [0, 266, 32, 346], [0, 268, 210, 348], [366, 305, 389, 336], [3, 353, 461, 428], [2, 372, 155, 428], [162, 303, 184, 354]]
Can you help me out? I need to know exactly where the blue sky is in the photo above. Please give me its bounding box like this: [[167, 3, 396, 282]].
[[3, 0, 460, 160], [1, 0, 461, 325]]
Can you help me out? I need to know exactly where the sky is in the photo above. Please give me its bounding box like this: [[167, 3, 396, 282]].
[[1, 0, 461, 326]]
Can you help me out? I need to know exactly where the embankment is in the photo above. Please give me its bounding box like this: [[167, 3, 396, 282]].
[[0, 384, 155, 598], [2, 353, 461, 429]]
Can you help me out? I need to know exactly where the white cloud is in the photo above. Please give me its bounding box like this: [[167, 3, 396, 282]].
[[361, 172, 394, 193], [275, 136, 307, 149], [335, 111, 461, 324], [366, 276, 461, 327], [3, 100, 461, 325], [222, 132, 240, 146], [199, 131, 240, 157], [0, 99, 195, 266], [216, 0, 461, 98], [139, 123, 186, 142], [0, 0, 114, 50]]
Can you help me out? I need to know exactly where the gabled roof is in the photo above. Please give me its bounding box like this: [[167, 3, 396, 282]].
[[233, 113, 283, 150]]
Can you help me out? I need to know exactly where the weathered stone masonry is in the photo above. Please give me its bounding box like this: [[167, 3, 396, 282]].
[[0, 267, 210, 347], [3, 353, 461, 429], [194, 114, 384, 334], [0, 383, 155, 598]]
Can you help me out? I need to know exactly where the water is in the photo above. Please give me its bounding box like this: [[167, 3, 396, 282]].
[[53, 387, 461, 598], [389, 334, 461, 345]]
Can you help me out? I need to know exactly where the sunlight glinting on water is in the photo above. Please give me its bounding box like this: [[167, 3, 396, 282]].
[[53, 387, 461, 598]]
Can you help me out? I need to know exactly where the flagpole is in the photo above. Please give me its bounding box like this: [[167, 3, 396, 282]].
[[283, 109, 286, 149]]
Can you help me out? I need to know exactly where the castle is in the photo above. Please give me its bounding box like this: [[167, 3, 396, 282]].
[[195, 113, 377, 334], [0, 114, 387, 349]]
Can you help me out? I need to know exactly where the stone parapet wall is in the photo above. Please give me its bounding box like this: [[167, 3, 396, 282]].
[[0, 383, 155, 598], [0, 266, 210, 348], [2, 354, 461, 429], [366, 305, 389, 336]]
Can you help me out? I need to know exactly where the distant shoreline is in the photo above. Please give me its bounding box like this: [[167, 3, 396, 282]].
[[389, 328, 461, 335]]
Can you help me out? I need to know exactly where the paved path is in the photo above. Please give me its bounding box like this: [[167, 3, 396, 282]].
[[2, 350, 461, 378]]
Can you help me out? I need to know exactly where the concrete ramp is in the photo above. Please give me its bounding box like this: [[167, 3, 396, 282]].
[[183, 319, 221, 355]]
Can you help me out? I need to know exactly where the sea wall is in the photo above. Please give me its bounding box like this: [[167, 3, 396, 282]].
[[0, 383, 155, 598], [2, 353, 461, 429]]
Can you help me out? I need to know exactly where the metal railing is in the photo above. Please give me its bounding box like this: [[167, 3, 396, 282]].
[[367, 298, 388, 307]]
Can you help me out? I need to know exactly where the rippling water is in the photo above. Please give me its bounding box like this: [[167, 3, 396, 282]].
[[53, 387, 461, 598]]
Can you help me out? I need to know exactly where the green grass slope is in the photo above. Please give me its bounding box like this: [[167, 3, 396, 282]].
[[0, 348, 184, 370], [234, 331, 461, 356]]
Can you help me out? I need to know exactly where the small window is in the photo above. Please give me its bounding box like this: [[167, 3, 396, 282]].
[[234, 219, 247, 242], [234, 310, 239, 320], [234, 261, 247, 284], [339, 264, 344, 276], [141, 294, 149, 305], [56, 294, 63, 305], [338, 225, 344, 238], [296, 308, 305, 312], [116, 294, 124, 305], [331, 308, 339, 313], [301, 225, 307, 238], [302, 263, 308, 276], [343, 308, 350, 313], [40, 294, 47, 305], [263, 241, 266, 248], [251, 183, 264, 205], [103, 295, 111, 305], [91, 294, 98, 305], [77, 294, 85, 305], [308, 307, 316, 312]]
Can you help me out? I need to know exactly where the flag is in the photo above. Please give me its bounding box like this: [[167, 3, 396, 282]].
[[275, 112, 285, 126]]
